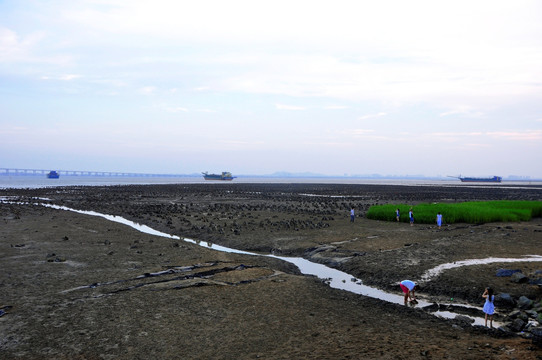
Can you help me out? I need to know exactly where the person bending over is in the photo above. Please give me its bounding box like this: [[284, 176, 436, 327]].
[[400, 280, 420, 305]]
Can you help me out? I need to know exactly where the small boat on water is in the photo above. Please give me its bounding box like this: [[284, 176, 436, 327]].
[[202, 171, 235, 181], [458, 175, 502, 183], [47, 171, 60, 179]]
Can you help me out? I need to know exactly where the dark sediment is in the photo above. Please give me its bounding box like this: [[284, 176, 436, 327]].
[[1, 183, 542, 359]]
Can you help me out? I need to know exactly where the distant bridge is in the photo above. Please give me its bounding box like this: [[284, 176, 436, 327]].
[[0, 168, 187, 177]]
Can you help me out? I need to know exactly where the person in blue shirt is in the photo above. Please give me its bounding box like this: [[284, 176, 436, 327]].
[[350, 207, 355, 222]]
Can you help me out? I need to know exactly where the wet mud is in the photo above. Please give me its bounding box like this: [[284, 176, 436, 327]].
[[1, 183, 542, 359]]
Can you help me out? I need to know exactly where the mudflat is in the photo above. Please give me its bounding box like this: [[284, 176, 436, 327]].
[[1, 183, 542, 359]]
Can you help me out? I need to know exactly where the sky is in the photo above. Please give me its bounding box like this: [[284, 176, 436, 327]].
[[1, 0, 542, 178]]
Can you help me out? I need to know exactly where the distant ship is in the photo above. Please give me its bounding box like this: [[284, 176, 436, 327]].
[[457, 175, 502, 183], [202, 171, 235, 181], [47, 171, 60, 179]]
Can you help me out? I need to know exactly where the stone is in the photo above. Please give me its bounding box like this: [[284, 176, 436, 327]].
[[506, 310, 522, 320], [495, 293, 516, 308], [518, 296, 534, 310], [510, 272, 529, 283], [496, 268, 522, 277], [508, 318, 526, 332], [531, 328, 542, 347], [455, 315, 474, 324]]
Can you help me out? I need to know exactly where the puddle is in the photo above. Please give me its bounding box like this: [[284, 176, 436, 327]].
[[3, 198, 537, 327]]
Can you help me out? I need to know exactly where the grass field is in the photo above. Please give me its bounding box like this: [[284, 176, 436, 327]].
[[366, 200, 542, 225]]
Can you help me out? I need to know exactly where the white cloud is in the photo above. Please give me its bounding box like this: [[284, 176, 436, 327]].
[[167, 107, 189, 113], [139, 86, 157, 95], [487, 130, 542, 141], [359, 112, 387, 120], [41, 74, 81, 81], [439, 107, 484, 118], [275, 103, 305, 111]]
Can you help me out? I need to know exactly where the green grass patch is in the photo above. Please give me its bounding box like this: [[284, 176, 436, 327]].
[[366, 201, 542, 225]]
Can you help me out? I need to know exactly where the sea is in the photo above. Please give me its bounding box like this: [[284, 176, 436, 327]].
[[1, 175, 541, 189]]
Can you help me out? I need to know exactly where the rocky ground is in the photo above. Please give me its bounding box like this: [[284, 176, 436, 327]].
[[1, 183, 542, 359]]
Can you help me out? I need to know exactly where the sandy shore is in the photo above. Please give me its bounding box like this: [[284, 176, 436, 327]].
[[1, 183, 542, 359]]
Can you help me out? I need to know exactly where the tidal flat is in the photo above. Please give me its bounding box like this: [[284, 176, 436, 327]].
[[1, 183, 542, 359]]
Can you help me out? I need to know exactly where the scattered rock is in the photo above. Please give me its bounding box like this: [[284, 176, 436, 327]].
[[517, 296, 534, 310], [455, 315, 474, 324], [495, 269, 522, 277], [495, 293, 516, 308], [510, 272, 529, 283], [46, 253, 66, 262], [508, 318, 526, 332], [531, 328, 542, 347]]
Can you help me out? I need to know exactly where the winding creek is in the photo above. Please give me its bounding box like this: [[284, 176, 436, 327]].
[[5, 198, 542, 328]]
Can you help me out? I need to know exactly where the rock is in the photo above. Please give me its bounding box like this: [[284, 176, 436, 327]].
[[505, 310, 528, 323], [496, 269, 522, 277], [531, 327, 542, 347], [495, 293, 516, 308], [508, 318, 526, 332], [305, 245, 336, 257], [455, 315, 474, 324], [518, 296, 534, 310], [510, 272, 529, 283], [525, 310, 538, 319]]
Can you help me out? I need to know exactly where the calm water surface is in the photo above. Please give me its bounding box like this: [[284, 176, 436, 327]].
[[2, 175, 540, 189]]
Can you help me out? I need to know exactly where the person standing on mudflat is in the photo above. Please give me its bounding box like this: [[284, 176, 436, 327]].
[[436, 212, 442, 228], [409, 208, 414, 226], [350, 207, 355, 223], [482, 287, 495, 328]]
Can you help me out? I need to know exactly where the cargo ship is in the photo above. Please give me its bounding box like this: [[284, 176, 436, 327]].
[[458, 175, 502, 183], [47, 171, 60, 179], [202, 171, 235, 181]]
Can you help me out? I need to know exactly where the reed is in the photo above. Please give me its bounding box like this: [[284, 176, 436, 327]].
[[366, 201, 542, 225]]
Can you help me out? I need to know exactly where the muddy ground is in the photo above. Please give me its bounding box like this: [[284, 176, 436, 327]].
[[1, 183, 542, 359]]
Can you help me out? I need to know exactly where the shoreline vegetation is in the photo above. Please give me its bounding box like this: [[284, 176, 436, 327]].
[[367, 200, 542, 224]]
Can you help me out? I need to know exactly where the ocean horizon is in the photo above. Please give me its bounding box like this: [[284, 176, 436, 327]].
[[2, 175, 542, 190]]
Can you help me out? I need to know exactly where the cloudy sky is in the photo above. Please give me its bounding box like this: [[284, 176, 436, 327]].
[[1, 0, 541, 178]]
